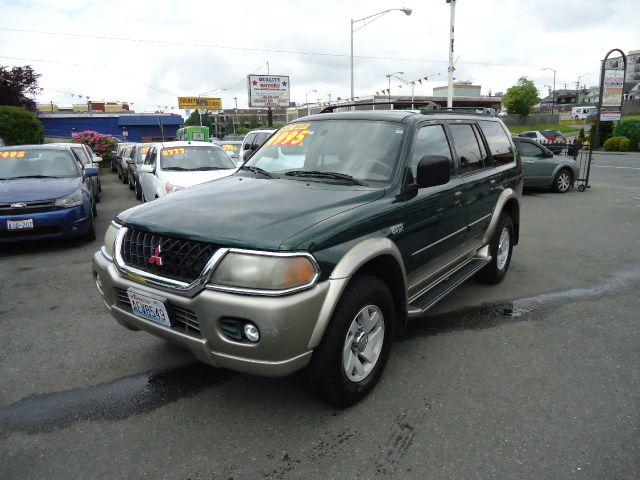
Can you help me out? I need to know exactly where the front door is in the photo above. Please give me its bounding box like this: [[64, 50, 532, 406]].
[[401, 122, 469, 298]]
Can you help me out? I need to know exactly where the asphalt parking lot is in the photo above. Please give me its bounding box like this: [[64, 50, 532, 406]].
[[1, 153, 639, 480]]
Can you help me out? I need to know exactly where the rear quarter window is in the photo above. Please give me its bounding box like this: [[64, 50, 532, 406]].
[[478, 121, 515, 166]]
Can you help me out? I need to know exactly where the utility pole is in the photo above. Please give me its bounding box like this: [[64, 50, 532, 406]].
[[446, 0, 457, 108], [233, 97, 238, 134]]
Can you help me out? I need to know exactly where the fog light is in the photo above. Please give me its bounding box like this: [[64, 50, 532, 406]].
[[243, 323, 260, 342], [94, 271, 103, 295]]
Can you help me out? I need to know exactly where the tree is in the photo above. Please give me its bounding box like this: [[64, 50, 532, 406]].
[[0, 65, 42, 110], [0, 105, 43, 145], [502, 77, 540, 116], [249, 114, 259, 129], [184, 110, 213, 128]]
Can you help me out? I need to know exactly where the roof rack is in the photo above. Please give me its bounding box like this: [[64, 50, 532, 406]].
[[319, 100, 443, 114], [421, 106, 496, 116]]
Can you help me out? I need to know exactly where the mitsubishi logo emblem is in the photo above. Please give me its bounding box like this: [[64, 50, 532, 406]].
[[11, 203, 27, 208], [148, 245, 163, 266]]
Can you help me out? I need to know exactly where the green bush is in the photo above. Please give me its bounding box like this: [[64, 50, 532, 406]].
[[0, 105, 43, 145], [603, 136, 630, 151], [612, 119, 640, 151], [589, 120, 614, 147]]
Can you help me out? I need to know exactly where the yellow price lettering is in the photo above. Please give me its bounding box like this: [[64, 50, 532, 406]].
[[1, 151, 24, 158]]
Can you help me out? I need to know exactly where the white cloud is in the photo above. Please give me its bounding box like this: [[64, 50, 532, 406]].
[[0, 0, 637, 111]]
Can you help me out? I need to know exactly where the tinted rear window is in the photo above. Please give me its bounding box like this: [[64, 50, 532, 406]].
[[478, 121, 514, 166]]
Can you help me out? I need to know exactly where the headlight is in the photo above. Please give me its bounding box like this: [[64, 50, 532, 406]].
[[54, 188, 84, 208], [165, 182, 184, 194], [102, 222, 121, 259], [209, 252, 318, 292]]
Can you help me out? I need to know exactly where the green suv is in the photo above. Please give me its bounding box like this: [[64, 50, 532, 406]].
[[92, 109, 522, 406]]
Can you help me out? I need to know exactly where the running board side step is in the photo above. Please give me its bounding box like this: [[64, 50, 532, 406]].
[[407, 257, 491, 317]]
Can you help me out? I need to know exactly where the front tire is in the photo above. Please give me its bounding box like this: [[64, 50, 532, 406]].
[[477, 212, 514, 285], [308, 274, 394, 407], [552, 168, 572, 193]]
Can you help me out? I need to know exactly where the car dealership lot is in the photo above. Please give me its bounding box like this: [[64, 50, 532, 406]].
[[1, 154, 639, 479]]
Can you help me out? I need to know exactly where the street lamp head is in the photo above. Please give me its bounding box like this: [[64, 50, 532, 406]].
[[401, 7, 412, 16]]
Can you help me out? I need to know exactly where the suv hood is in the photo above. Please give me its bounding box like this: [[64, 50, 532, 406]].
[[0, 177, 81, 203], [118, 175, 384, 250]]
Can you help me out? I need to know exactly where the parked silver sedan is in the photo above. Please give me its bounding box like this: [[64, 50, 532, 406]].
[[512, 137, 579, 193]]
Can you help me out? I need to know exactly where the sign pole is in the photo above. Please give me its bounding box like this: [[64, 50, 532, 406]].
[[593, 48, 627, 149]]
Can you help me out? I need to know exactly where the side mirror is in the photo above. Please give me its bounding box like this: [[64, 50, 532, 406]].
[[84, 166, 99, 177], [93, 156, 103, 163], [416, 155, 451, 188], [126, 158, 135, 164], [139, 164, 154, 174]]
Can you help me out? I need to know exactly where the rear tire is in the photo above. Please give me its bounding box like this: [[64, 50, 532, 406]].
[[308, 274, 394, 407], [477, 213, 514, 285], [135, 180, 142, 200]]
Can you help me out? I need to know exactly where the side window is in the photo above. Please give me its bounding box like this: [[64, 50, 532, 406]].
[[516, 141, 545, 157], [410, 124, 453, 178], [145, 148, 157, 166], [244, 133, 256, 149], [478, 121, 515, 166], [449, 124, 484, 174]]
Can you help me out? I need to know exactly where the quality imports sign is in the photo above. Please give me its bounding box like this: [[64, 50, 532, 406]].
[[178, 97, 222, 110], [248, 75, 290, 108]]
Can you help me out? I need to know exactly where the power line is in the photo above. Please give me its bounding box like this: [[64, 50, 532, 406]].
[[0, 27, 593, 69]]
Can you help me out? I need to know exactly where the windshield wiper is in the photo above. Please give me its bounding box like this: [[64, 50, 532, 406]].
[[162, 166, 190, 171], [284, 170, 365, 185], [193, 166, 229, 171], [239, 165, 275, 178], [6, 175, 60, 179]]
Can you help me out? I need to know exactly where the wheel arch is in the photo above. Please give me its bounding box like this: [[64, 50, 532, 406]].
[[308, 238, 408, 349], [483, 189, 521, 246]]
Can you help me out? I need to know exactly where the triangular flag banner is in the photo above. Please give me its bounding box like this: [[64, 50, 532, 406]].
[[418, 79, 422, 84], [70, 93, 75, 97], [411, 81, 415, 85], [424, 76, 428, 80], [376, 91, 380, 95]]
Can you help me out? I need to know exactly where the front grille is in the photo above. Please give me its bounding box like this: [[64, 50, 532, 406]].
[[114, 287, 201, 337], [0, 200, 60, 215], [120, 228, 218, 284]]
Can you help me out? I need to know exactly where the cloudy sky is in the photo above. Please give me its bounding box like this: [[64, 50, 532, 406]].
[[0, 0, 637, 113]]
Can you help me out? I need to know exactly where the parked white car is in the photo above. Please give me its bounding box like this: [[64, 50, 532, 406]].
[[137, 141, 237, 202]]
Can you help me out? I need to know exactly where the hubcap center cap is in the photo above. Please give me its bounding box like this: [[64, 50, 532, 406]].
[[352, 331, 368, 353]]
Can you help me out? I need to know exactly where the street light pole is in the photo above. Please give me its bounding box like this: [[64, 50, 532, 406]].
[[392, 74, 414, 109], [542, 67, 556, 114], [350, 7, 412, 100], [575, 73, 589, 106], [305, 89, 317, 116], [386, 71, 404, 105], [446, 0, 456, 108]]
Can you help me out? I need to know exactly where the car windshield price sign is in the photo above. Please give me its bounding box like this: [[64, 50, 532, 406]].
[[247, 75, 290, 108]]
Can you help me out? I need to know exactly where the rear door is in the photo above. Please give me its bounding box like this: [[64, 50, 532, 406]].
[[447, 121, 499, 246]]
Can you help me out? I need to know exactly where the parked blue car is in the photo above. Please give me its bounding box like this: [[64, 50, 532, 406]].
[[0, 144, 99, 242]]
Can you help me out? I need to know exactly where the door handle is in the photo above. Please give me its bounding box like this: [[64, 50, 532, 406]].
[[525, 160, 535, 163], [453, 190, 463, 206]]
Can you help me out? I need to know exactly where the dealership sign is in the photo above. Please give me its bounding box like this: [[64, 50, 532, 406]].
[[602, 69, 624, 107], [178, 97, 222, 110], [248, 75, 290, 108]]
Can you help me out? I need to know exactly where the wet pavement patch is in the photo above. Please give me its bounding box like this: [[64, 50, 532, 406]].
[[0, 363, 234, 434], [406, 268, 640, 339]]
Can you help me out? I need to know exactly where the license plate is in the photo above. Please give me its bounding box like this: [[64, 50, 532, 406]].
[[127, 290, 171, 326], [7, 218, 34, 230]]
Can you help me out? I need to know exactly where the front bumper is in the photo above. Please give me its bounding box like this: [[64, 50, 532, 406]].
[[0, 204, 92, 243], [92, 250, 330, 377]]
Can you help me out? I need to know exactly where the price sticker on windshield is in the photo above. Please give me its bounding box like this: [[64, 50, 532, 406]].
[[222, 144, 237, 151], [140, 147, 150, 154], [1, 151, 26, 158], [161, 148, 185, 156], [266, 123, 312, 147]]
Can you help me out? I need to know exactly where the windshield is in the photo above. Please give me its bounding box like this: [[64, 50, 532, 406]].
[[160, 146, 236, 171], [220, 142, 240, 159], [136, 145, 151, 163], [245, 120, 404, 183], [0, 149, 80, 179]]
